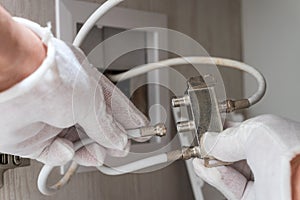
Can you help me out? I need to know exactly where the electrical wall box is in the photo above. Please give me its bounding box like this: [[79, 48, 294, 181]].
[[0, 154, 30, 188]]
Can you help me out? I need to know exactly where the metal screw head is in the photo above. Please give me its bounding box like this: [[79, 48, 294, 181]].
[[13, 156, 22, 166]]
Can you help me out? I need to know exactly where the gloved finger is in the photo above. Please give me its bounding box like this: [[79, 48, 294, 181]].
[[99, 74, 149, 129], [231, 160, 253, 181], [58, 126, 81, 142], [131, 136, 152, 143], [70, 45, 146, 147], [59, 125, 108, 166], [68, 44, 149, 130], [60, 125, 128, 165], [99, 73, 150, 143], [77, 74, 128, 150], [73, 143, 106, 167], [193, 158, 249, 200], [106, 140, 131, 157], [202, 126, 248, 162], [36, 138, 74, 166], [79, 103, 128, 151], [224, 120, 242, 129]]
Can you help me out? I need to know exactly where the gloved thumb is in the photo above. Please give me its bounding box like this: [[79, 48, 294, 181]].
[[36, 138, 75, 166], [73, 143, 106, 167], [202, 126, 248, 162], [193, 158, 255, 200]]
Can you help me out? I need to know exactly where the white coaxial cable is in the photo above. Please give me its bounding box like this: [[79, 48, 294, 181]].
[[108, 57, 266, 106], [38, 138, 182, 195], [73, 0, 124, 47], [97, 154, 168, 175], [38, 124, 167, 195]]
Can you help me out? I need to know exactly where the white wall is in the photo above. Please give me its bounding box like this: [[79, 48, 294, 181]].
[[242, 0, 300, 121]]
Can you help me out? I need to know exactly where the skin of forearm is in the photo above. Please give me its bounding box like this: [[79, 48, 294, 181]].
[[0, 5, 46, 92], [291, 155, 300, 200]]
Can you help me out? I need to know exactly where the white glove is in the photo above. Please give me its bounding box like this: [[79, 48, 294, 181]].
[[0, 18, 148, 166], [193, 114, 300, 200]]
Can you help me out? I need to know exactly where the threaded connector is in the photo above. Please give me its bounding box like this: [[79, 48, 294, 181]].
[[166, 147, 201, 162], [181, 146, 201, 160], [172, 95, 190, 107], [140, 123, 167, 137], [220, 99, 250, 113], [176, 121, 195, 133]]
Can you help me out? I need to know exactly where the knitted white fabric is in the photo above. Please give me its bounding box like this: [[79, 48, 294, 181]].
[[193, 114, 300, 200], [0, 18, 148, 166]]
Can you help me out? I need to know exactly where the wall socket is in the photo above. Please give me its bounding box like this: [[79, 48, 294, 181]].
[[0, 154, 30, 188]]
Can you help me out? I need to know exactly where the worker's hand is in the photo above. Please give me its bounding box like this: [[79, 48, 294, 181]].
[[0, 5, 46, 92], [0, 18, 148, 166], [193, 114, 300, 200]]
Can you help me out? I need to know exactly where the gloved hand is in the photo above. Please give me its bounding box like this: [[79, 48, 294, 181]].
[[0, 18, 148, 166], [193, 114, 300, 200]]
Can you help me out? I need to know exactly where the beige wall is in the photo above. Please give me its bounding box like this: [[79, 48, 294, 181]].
[[89, 0, 243, 99], [0, 0, 242, 199], [242, 0, 300, 121]]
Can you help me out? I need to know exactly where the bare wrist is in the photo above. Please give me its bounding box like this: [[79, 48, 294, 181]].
[[0, 6, 46, 92], [291, 155, 300, 200]]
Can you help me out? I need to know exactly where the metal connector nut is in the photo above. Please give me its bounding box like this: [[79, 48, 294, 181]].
[[140, 123, 167, 137], [153, 123, 167, 137], [181, 146, 201, 160]]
